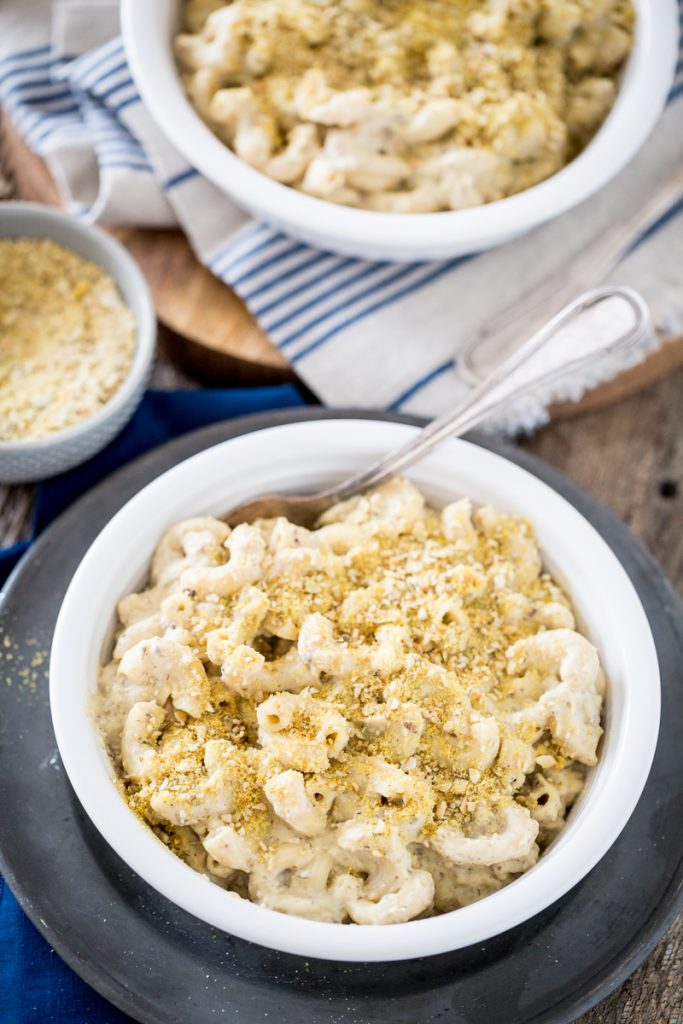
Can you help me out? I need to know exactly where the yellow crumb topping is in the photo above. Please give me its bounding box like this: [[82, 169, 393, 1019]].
[[0, 238, 136, 441], [112, 494, 582, 863]]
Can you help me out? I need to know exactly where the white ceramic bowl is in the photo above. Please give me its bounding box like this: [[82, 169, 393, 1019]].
[[50, 419, 660, 962], [0, 203, 156, 484], [121, 0, 678, 262]]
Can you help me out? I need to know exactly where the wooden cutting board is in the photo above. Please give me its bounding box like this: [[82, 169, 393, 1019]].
[[3, 109, 682, 414]]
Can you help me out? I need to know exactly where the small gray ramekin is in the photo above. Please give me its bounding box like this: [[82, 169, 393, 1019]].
[[0, 202, 156, 484]]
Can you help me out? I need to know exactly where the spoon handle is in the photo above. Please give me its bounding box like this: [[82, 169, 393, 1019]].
[[459, 165, 683, 382], [323, 285, 650, 503]]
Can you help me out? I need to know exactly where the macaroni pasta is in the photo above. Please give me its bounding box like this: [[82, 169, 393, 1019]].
[[174, 0, 634, 212], [95, 479, 604, 924]]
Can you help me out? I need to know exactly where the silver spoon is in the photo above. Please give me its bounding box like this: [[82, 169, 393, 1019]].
[[458, 164, 683, 383], [224, 285, 650, 528]]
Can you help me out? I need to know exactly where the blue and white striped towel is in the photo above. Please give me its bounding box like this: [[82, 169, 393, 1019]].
[[2, 0, 683, 431]]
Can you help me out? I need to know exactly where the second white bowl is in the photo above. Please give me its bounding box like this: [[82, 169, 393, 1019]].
[[121, 0, 678, 261]]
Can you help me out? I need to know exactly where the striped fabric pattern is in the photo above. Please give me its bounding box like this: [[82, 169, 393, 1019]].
[[1, 0, 683, 428], [1, 45, 83, 151]]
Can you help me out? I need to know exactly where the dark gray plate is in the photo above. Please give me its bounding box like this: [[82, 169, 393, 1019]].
[[0, 410, 681, 1024]]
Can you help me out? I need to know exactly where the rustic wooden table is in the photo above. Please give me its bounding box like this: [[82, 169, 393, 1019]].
[[0, 125, 681, 1023]]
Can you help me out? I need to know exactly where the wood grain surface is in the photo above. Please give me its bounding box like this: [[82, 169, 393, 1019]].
[[0, 108, 681, 1024]]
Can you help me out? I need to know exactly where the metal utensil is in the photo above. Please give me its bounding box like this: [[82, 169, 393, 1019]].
[[458, 165, 683, 383], [224, 285, 650, 528]]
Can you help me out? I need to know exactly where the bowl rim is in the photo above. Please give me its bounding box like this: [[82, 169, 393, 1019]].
[[0, 201, 156, 453], [49, 419, 661, 962], [121, 0, 678, 255]]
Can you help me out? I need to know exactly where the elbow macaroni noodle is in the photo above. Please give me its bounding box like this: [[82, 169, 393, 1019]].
[[95, 479, 605, 924], [174, 0, 634, 212]]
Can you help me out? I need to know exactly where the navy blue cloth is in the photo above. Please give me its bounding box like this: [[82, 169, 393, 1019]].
[[0, 386, 305, 586], [0, 386, 305, 1023]]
